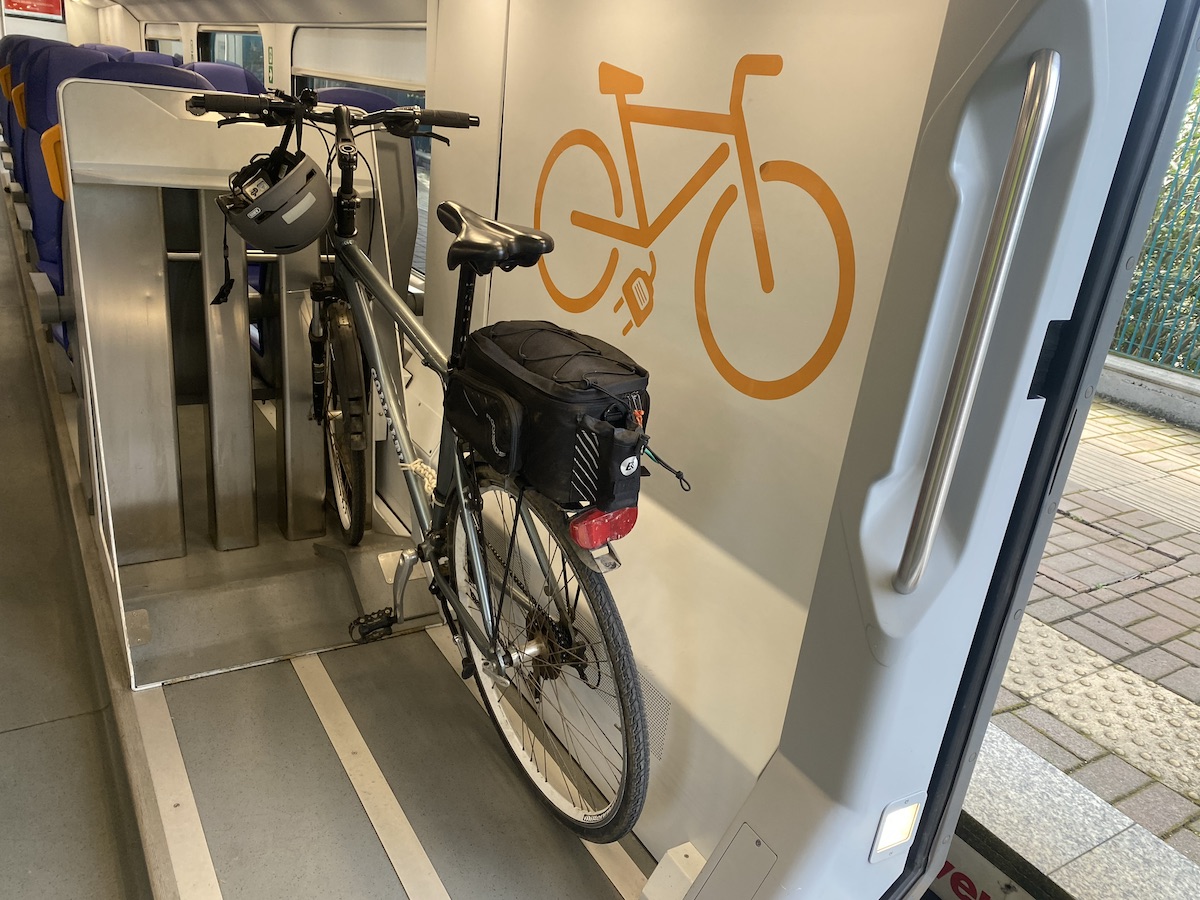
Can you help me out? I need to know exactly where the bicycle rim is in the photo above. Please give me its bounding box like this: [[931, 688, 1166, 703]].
[[450, 469, 648, 840], [325, 307, 366, 545]]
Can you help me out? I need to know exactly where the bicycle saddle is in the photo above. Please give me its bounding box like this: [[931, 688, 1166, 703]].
[[437, 201, 554, 276]]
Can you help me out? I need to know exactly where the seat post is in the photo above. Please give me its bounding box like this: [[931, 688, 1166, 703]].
[[448, 266, 477, 370]]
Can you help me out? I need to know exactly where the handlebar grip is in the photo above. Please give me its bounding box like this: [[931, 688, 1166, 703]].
[[418, 110, 480, 129], [186, 93, 273, 117]]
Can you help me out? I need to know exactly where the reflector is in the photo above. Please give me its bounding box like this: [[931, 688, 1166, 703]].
[[569, 506, 638, 550]]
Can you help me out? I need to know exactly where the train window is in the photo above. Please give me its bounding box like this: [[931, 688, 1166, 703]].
[[145, 39, 184, 57], [145, 39, 182, 56], [198, 30, 265, 85], [145, 24, 183, 59], [294, 74, 431, 276]]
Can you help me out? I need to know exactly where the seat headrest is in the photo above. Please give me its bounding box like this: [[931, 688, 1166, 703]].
[[77, 61, 214, 91], [11, 38, 67, 82], [183, 61, 265, 95], [79, 43, 130, 59], [315, 87, 396, 113], [25, 45, 111, 133], [0, 35, 33, 68], [118, 51, 179, 67]]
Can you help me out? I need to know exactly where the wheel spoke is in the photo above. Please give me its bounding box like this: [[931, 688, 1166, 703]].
[[451, 470, 646, 838]]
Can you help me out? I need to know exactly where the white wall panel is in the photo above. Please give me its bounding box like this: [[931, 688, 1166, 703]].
[[259, 23, 292, 90], [2, 13, 67, 39], [143, 21, 177, 39], [493, 0, 946, 607], [97, 3, 140, 49], [103, 0, 425, 26], [66, 3, 101, 44], [428, 0, 951, 862], [293, 26, 425, 88], [423, 0, 509, 352]]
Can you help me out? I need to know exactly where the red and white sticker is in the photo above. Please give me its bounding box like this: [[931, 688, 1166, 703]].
[[929, 837, 1036, 900], [5, 0, 63, 20]]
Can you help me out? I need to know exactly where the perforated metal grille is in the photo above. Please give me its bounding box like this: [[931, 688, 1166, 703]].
[[640, 671, 671, 761]]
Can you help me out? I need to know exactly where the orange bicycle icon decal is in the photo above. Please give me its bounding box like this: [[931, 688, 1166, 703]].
[[534, 54, 855, 400]]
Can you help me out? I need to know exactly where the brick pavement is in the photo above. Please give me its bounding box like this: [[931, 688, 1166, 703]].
[[997, 400, 1200, 864]]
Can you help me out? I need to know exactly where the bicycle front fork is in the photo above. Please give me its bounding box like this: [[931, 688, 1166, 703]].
[[308, 280, 342, 423]]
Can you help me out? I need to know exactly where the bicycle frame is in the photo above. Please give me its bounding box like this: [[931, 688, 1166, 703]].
[[324, 197, 554, 692], [572, 54, 782, 292], [327, 241, 463, 626]]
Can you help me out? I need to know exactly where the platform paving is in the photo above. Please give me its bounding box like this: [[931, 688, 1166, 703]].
[[995, 400, 1200, 871]]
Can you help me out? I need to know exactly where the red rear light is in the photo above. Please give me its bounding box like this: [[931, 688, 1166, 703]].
[[569, 506, 638, 550]]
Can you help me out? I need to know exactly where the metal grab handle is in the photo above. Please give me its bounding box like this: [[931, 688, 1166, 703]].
[[894, 49, 1061, 594]]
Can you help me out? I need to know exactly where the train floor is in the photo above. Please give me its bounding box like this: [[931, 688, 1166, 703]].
[[0, 213, 654, 897], [0, 220, 149, 897], [142, 629, 651, 899]]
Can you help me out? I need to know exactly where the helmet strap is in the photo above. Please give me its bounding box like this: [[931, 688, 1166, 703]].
[[211, 217, 235, 306]]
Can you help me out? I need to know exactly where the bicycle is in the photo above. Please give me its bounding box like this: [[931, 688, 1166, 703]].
[[534, 53, 857, 401], [187, 89, 649, 841]]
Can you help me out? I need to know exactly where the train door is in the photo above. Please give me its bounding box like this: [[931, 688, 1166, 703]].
[[420, 0, 1194, 895]]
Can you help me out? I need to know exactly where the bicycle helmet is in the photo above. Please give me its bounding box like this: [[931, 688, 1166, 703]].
[[217, 147, 333, 253]]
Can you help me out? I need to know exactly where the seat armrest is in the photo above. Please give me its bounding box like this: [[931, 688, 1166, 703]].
[[14, 201, 32, 233], [30, 271, 71, 324]]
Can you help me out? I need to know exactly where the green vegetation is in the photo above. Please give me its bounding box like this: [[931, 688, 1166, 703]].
[[1113, 74, 1200, 374]]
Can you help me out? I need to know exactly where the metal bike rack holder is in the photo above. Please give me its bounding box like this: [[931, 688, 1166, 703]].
[[276, 242, 327, 541], [198, 193, 258, 550], [894, 48, 1061, 595], [73, 181, 187, 564]]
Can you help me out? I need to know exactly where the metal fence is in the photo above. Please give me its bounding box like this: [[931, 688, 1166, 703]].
[[1112, 72, 1200, 375]]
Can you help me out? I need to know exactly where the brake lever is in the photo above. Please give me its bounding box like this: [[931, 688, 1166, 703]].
[[382, 120, 451, 144], [215, 112, 294, 129]]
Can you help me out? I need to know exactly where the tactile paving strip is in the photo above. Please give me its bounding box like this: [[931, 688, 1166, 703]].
[[1109, 480, 1200, 533], [1070, 442, 1168, 492], [1035, 668, 1200, 800], [1003, 617, 1111, 701]]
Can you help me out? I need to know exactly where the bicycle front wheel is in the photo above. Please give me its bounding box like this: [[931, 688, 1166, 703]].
[[448, 466, 649, 842], [324, 301, 367, 545]]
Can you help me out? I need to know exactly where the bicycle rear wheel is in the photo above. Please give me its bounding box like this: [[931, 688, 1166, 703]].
[[448, 465, 648, 842], [324, 301, 367, 545]]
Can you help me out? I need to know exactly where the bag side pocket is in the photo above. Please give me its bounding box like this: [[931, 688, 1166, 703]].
[[444, 370, 523, 475], [573, 415, 649, 511]]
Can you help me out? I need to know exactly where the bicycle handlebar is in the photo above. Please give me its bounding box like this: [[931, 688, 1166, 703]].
[[414, 109, 478, 129], [184, 92, 481, 133], [185, 93, 272, 116]]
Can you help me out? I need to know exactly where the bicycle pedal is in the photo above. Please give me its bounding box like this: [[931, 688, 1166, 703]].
[[460, 657, 476, 680], [349, 608, 399, 644]]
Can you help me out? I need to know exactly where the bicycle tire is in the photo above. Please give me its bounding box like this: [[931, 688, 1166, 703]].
[[448, 465, 649, 842], [534, 129, 624, 314], [695, 158, 855, 400], [324, 302, 367, 546]]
